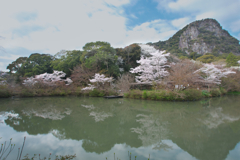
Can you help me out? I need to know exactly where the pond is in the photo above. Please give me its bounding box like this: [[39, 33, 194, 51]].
[[1, 96, 240, 160]]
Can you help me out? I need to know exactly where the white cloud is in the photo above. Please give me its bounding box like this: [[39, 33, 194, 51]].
[[125, 19, 178, 44], [171, 17, 192, 29], [155, 0, 240, 35], [0, 0, 129, 54], [104, 0, 130, 6]]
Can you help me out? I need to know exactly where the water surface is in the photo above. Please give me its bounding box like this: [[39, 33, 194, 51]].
[[1, 96, 240, 160]]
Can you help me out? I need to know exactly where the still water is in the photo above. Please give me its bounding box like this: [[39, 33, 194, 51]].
[[1, 96, 240, 160]]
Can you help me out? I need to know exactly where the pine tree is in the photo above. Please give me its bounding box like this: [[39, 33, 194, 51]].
[[226, 53, 238, 67]]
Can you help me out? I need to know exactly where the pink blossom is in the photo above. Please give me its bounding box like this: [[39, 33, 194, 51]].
[[23, 70, 72, 86], [130, 44, 169, 83], [195, 63, 235, 84]]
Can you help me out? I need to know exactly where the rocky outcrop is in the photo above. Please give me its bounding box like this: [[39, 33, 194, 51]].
[[152, 18, 240, 56], [178, 19, 240, 55]]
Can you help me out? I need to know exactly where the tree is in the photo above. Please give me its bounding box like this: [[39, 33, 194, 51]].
[[226, 52, 238, 67], [116, 44, 141, 72], [51, 50, 82, 77], [196, 53, 216, 63], [167, 60, 201, 89], [81, 41, 120, 78], [189, 52, 201, 60], [22, 70, 72, 87], [23, 53, 53, 77], [7, 54, 53, 77], [81, 73, 113, 91], [130, 48, 170, 83], [7, 57, 28, 74], [70, 65, 97, 86], [195, 63, 235, 85]]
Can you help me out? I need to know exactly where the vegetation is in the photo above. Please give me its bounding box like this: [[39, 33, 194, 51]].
[[0, 137, 76, 160], [124, 88, 226, 101], [196, 53, 216, 63], [226, 52, 239, 67], [2, 19, 240, 101], [7, 54, 54, 77]]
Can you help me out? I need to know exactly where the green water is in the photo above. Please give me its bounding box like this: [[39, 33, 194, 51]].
[[1, 96, 240, 160]]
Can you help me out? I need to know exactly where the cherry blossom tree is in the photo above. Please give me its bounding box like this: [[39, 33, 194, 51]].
[[238, 60, 240, 65], [195, 63, 235, 85], [130, 45, 170, 83], [81, 73, 113, 90], [23, 70, 72, 87]]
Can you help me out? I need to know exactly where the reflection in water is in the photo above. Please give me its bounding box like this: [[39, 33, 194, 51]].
[[22, 107, 72, 120], [0, 111, 20, 124], [131, 114, 170, 150], [199, 107, 240, 129], [89, 111, 113, 122], [0, 96, 240, 160]]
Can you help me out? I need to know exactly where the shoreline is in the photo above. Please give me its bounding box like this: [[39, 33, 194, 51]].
[[1, 87, 239, 101]]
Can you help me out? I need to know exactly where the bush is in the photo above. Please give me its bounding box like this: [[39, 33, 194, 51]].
[[123, 92, 130, 98], [0, 85, 11, 98], [158, 90, 167, 100], [129, 90, 142, 99], [210, 88, 221, 97], [165, 91, 176, 101], [19, 89, 35, 97], [89, 89, 105, 97], [142, 90, 147, 99], [219, 87, 227, 95], [202, 90, 211, 97], [183, 89, 202, 100], [147, 91, 158, 100]]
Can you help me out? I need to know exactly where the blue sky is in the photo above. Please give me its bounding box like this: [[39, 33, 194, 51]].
[[0, 0, 240, 71]]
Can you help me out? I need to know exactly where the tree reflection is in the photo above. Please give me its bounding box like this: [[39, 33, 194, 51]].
[[1, 96, 240, 159]]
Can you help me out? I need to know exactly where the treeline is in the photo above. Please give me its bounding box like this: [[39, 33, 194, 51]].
[[6, 41, 141, 81]]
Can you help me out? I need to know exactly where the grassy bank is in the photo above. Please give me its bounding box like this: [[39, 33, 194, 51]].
[[227, 91, 240, 95], [0, 84, 118, 98], [123, 88, 226, 101], [0, 84, 231, 101]]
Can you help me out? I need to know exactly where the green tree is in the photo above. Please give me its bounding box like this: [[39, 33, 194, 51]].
[[7, 54, 53, 77], [189, 52, 201, 60], [226, 52, 238, 67], [116, 44, 141, 72], [23, 53, 53, 77], [51, 50, 82, 77], [7, 57, 28, 74], [81, 41, 120, 77], [196, 53, 216, 63]]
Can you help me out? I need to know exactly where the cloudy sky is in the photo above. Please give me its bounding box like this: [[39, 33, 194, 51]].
[[0, 0, 240, 71]]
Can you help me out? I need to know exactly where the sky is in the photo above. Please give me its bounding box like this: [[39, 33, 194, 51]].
[[0, 0, 240, 71]]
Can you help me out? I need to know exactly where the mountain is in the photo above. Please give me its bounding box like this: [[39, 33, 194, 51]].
[[150, 18, 240, 57]]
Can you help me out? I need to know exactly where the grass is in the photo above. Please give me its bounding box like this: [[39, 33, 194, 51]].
[[124, 88, 231, 101], [227, 91, 240, 95]]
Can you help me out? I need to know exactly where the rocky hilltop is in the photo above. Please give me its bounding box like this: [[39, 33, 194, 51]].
[[152, 19, 240, 56]]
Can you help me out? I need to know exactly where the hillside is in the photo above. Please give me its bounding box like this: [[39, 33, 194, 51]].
[[150, 19, 240, 57]]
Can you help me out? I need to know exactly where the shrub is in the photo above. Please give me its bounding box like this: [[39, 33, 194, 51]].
[[130, 90, 142, 99], [142, 90, 147, 99], [219, 87, 227, 95], [165, 91, 176, 101], [202, 90, 211, 97], [210, 88, 221, 97], [89, 89, 104, 97], [123, 92, 130, 98], [19, 89, 35, 97], [0, 85, 11, 98], [183, 89, 202, 100], [147, 91, 157, 100], [158, 90, 167, 100]]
